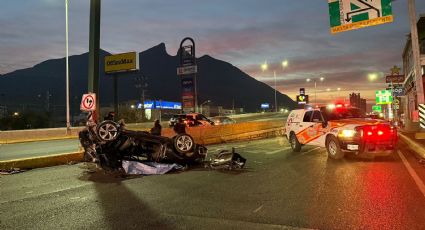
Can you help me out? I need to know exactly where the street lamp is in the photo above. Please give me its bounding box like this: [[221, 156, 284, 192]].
[[261, 60, 288, 112], [306, 77, 325, 106], [261, 61, 268, 72], [368, 73, 378, 81], [65, 0, 71, 134], [200, 100, 211, 114]]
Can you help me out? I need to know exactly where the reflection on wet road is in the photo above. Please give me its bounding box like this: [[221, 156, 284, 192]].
[[1, 137, 425, 229]]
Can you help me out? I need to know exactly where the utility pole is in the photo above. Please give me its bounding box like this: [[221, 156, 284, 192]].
[[134, 75, 148, 121], [45, 90, 51, 112], [408, 0, 424, 105], [88, 0, 101, 122]]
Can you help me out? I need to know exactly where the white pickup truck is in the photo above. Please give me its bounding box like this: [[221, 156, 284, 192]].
[[285, 105, 397, 159]]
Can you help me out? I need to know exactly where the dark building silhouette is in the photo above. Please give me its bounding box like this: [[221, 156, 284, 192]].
[[349, 92, 367, 113]]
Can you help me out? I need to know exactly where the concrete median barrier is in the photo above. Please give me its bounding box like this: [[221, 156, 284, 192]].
[[0, 123, 163, 144], [0, 127, 82, 144], [399, 133, 425, 161], [0, 151, 84, 170], [0, 120, 285, 170]]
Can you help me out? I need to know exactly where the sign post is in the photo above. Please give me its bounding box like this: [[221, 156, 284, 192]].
[[385, 66, 404, 122], [328, 0, 393, 34], [104, 52, 139, 117], [178, 37, 198, 113]]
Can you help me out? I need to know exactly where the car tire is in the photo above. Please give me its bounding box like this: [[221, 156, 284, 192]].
[[326, 136, 344, 159], [173, 133, 195, 155], [290, 133, 302, 152], [96, 120, 120, 142]]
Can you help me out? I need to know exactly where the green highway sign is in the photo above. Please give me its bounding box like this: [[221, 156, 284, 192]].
[[372, 105, 382, 113], [376, 90, 392, 105], [328, 0, 393, 34]]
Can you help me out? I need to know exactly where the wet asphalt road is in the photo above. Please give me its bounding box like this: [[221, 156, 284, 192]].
[[1, 137, 425, 230]]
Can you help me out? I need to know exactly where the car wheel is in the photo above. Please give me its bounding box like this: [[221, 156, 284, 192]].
[[173, 134, 195, 155], [96, 120, 120, 142], [326, 136, 344, 159], [290, 133, 301, 152]]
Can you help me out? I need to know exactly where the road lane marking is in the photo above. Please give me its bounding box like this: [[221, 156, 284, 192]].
[[301, 147, 322, 155], [253, 204, 263, 213], [164, 213, 314, 230], [398, 150, 425, 199], [265, 147, 291, 155]]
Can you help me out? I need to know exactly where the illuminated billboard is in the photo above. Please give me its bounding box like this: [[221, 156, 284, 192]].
[[141, 100, 182, 110], [105, 52, 139, 74], [375, 90, 392, 105], [261, 103, 270, 109]]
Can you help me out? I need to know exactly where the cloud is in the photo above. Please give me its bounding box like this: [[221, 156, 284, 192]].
[[0, 0, 424, 110]]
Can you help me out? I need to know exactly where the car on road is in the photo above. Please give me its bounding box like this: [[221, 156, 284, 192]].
[[210, 116, 236, 125], [285, 104, 398, 159], [168, 113, 214, 127]]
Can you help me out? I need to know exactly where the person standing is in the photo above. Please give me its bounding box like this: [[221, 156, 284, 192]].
[[173, 117, 186, 134], [150, 119, 162, 136], [104, 111, 115, 121]]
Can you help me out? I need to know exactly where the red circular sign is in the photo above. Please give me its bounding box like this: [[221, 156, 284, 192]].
[[82, 95, 95, 110]]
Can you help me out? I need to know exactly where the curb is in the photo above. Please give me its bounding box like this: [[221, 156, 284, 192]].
[[415, 132, 425, 140], [399, 133, 425, 161], [0, 128, 149, 145], [0, 151, 84, 170], [0, 127, 285, 170]]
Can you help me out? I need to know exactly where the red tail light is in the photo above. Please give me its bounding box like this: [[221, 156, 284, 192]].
[[355, 124, 395, 141]]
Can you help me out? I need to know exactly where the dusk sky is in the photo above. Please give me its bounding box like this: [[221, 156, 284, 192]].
[[1, 0, 425, 104]]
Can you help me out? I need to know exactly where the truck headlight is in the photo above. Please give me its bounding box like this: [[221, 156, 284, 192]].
[[339, 130, 356, 138]]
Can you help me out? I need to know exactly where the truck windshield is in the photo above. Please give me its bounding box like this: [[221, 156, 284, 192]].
[[320, 107, 365, 121]]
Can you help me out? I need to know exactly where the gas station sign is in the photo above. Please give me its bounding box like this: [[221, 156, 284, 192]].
[[376, 90, 392, 105], [296, 95, 309, 104], [372, 105, 382, 113]]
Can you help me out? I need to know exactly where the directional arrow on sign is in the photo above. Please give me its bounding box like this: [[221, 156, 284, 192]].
[[346, 0, 380, 22]]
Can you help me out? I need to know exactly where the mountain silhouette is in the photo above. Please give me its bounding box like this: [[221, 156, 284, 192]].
[[0, 43, 296, 116]]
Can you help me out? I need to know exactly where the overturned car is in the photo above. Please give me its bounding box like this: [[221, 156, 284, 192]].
[[79, 119, 246, 172]]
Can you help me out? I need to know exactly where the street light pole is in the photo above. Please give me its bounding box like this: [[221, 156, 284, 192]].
[[200, 100, 210, 114], [314, 79, 317, 106], [408, 0, 424, 105], [261, 60, 288, 113], [274, 71, 277, 112], [65, 0, 71, 134], [307, 77, 324, 107]]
